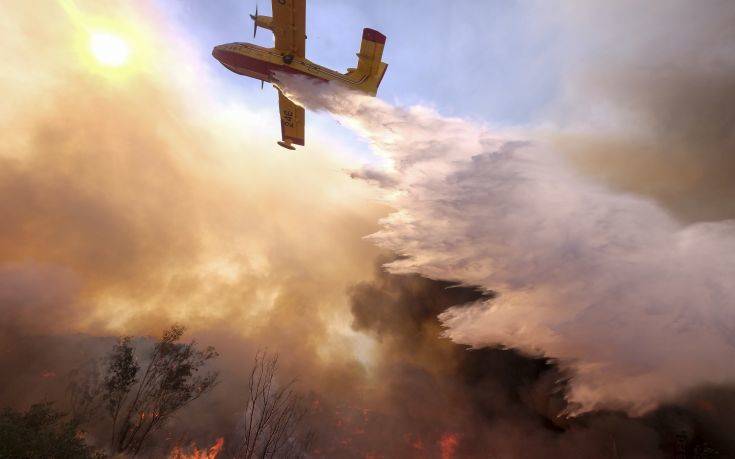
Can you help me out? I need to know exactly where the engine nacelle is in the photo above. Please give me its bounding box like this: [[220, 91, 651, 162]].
[[251, 14, 274, 32]]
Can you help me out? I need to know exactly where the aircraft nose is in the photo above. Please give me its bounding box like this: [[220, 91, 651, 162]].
[[212, 45, 224, 62]]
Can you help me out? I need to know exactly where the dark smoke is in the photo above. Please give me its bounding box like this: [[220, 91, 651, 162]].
[[3, 258, 735, 458], [546, 0, 735, 223], [326, 258, 733, 458]]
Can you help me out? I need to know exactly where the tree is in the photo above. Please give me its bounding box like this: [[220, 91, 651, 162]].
[[0, 402, 105, 459], [67, 325, 220, 456], [67, 359, 104, 424], [109, 325, 220, 455], [103, 336, 140, 448], [231, 350, 314, 459]]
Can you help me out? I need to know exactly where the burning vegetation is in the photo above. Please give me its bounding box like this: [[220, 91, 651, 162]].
[[0, 326, 317, 458], [169, 437, 224, 459], [64, 325, 220, 456], [1, 266, 734, 457]]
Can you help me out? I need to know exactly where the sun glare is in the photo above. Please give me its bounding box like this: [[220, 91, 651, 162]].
[[89, 32, 130, 67]]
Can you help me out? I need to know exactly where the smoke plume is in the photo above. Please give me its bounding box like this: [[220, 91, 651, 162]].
[[0, 0, 385, 431], [342, 260, 735, 457], [539, 0, 735, 223]]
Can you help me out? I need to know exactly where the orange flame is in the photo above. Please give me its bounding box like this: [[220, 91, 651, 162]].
[[439, 433, 459, 459], [169, 437, 224, 459], [404, 433, 425, 452]]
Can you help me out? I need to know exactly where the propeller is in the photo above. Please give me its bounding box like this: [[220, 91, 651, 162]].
[[250, 4, 259, 38]]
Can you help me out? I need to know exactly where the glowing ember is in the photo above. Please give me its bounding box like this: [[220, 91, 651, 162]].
[[169, 437, 224, 459], [404, 433, 425, 452], [439, 433, 459, 459]]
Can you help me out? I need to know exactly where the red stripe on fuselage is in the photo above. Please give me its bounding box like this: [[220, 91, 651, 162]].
[[213, 48, 327, 83]]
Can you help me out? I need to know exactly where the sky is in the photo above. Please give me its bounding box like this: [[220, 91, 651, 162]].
[[171, 0, 559, 119], [2, 0, 735, 457], [159, 0, 560, 157]]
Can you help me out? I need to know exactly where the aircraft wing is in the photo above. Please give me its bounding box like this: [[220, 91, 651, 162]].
[[278, 89, 305, 147], [271, 0, 306, 58]]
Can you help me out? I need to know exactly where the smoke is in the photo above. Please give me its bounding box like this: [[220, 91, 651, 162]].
[[539, 0, 735, 223], [4, 0, 735, 456], [277, 47, 735, 416], [0, 0, 388, 334], [0, 0, 385, 434], [334, 259, 733, 457]]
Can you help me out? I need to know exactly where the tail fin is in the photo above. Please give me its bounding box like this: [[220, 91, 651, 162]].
[[354, 28, 388, 96]]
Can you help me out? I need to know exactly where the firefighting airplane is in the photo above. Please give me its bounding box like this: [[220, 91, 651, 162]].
[[212, 0, 388, 150]]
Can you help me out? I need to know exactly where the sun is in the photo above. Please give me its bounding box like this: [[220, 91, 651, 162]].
[[89, 32, 130, 67]]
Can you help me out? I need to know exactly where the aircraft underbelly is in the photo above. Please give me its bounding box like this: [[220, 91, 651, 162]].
[[220, 52, 310, 84], [214, 47, 366, 88]]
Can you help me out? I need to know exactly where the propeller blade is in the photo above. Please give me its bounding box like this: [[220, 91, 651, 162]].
[[252, 4, 258, 38], [261, 80, 265, 90]]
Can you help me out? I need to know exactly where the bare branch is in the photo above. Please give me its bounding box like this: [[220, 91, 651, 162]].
[[233, 350, 313, 459]]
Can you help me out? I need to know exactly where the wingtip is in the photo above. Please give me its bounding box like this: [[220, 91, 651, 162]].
[[277, 141, 297, 150]]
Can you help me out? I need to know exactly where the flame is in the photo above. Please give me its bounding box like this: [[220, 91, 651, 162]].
[[404, 433, 425, 452], [439, 433, 459, 459], [169, 437, 224, 459], [138, 410, 161, 421], [694, 399, 715, 413]]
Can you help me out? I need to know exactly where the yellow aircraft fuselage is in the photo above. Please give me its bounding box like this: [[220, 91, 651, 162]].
[[212, 31, 387, 97]]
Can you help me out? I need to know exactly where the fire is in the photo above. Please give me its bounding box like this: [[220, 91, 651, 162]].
[[439, 433, 459, 459], [696, 399, 716, 413], [404, 433, 425, 452], [169, 437, 224, 459], [138, 411, 161, 421]]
